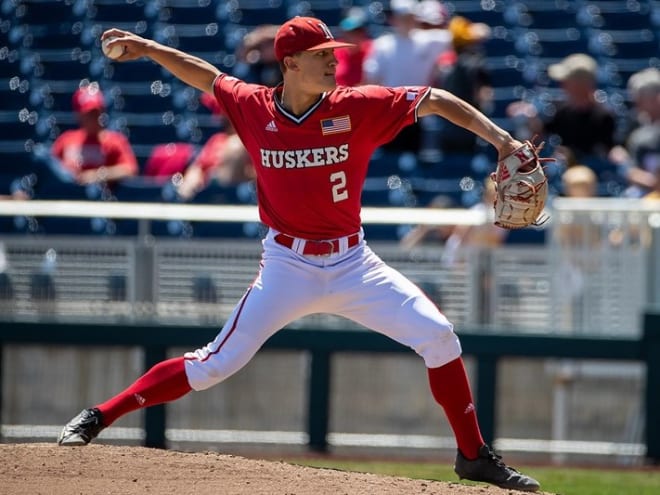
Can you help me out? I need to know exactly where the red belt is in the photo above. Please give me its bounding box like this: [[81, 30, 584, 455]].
[[274, 233, 360, 256]]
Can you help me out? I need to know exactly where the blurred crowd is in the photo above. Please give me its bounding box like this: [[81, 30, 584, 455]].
[[3, 0, 659, 241]]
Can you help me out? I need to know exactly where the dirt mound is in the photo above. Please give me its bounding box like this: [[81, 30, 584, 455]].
[[0, 443, 542, 494]]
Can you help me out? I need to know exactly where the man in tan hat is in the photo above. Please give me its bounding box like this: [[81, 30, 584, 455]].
[[57, 16, 541, 492], [508, 53, 616, 161]]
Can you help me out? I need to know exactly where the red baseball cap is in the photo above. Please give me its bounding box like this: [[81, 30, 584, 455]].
[[72, 85, 105, 113], [274, 17, 355, 61]]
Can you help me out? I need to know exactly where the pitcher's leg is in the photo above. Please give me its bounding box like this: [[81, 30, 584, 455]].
[[184, 251, 325, 390], [335, 257, 482, 457], [59, 249, 321, 445]]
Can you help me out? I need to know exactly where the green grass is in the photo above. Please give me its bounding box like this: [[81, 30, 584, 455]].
[[285, 457, 660, 495]]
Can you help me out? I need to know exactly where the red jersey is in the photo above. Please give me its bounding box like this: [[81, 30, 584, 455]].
[[213, 74, 429, 239], [52, 129, 138, 178]]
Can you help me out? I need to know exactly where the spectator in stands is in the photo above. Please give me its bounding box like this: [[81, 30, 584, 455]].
[[233, 24, 281, 87], [363, 0, 452, 153], [644, 167, 660, 201], [415, 0, 449, 31], [608, 67, 660, 198], [439, 176, 508, 268], [399, 193, 455, 249], [51, 83, 138, 186], [554, 165, 601, 329], [174, 128, 255, 201], [173, 96, 255, 201], [507, 54, 617, 161], [436, 16, 493, 154], [143, 91, 255, 201], [335, 7, 373, 87]]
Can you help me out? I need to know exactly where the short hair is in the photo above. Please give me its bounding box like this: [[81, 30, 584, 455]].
[[627, 68, 660, 100]]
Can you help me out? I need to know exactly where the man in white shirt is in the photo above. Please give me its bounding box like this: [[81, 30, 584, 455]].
[[364, 0, 452, 152]]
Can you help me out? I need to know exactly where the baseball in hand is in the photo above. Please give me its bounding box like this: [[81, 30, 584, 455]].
[[101, 36, 125, 60]]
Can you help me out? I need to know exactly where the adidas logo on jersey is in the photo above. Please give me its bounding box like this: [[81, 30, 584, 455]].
[[265, 120, 278, 132]]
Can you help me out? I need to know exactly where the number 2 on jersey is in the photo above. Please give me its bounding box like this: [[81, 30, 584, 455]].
[[330, 170, 348, 203], [330, 171, 348, 203]]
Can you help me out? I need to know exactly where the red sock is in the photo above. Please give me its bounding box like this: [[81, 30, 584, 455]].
[[427, 357, 484, 460], [95, 356, 192, 426]]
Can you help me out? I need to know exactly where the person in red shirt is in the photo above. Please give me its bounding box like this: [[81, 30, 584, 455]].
[[51, 84, 138, 185], [334, 7, 372, 87], [57, 18, 540, 493]]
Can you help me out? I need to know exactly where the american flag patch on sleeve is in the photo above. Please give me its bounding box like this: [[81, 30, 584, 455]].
[[321, 115, 351, 135]]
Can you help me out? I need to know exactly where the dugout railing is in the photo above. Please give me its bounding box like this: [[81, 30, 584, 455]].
[[0, 316, 659, 463], [0, 198, 659, 462]]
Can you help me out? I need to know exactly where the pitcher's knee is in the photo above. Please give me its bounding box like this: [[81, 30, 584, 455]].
[[183, 350, 247, 391], [415, 329, 462, 369]]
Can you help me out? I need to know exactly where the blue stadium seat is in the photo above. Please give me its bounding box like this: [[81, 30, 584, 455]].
[[482, 29, 517, 58], [505, 1, 578, 30], [192, 274, 219, 303], [0, 83, 33, 110], [153, 0, 218, 25], [191, 180, 242, 205], [368, 149, 419, 178], [14, 0, 86, 25], [107, 82, 175, 113], [505, 227, 547, 245], [589, 28, 659, 59], [446, 0, 507, 26], [289, 0, 344, 27], [0, 49, 25, 78], [577, 1, 654, 30], [20, 23, 84, 50], [86, 0, 151, 23], [111, 111, 189, 147], [217, 0, 288, 26], [515, 27, 590, 58], [154, 22, 225, 56], [112, 177, 167, 202], [102, 58, 170, 83], [29, 50, 93, 83]]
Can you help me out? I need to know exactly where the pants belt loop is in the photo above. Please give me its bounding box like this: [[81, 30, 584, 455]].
[[339, 236, 348, 253], [292, 238, 305, 254]]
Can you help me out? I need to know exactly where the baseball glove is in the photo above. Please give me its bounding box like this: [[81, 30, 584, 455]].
[[491, 140, 552, 229]]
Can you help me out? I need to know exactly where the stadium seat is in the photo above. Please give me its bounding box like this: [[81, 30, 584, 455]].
[[217, 0, 289, 27], [446, 0, 507, 26], [191, 180, 242, 205], [20, 23, 84, 50], [14, 0, 86, 25], [192, 274, 218, 303], [86, 0, 151, 24], [111, 111, 189, 147], [0, 272, 14, 300], [107, 82, 175, 113], [505, 1, 578, 30], [514, 27, 590, 58], [288, 0, 344, 27], [153, 0, 218, 25], [113, 177, 167, 202], [577, 1, 654, 30], [589, 28, 659, 59], [107, 272, 127, 301], [0, 49, 24, 79]]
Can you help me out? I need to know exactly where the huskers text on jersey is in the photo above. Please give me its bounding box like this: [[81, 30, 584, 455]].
[[260, 144, 349, 169]]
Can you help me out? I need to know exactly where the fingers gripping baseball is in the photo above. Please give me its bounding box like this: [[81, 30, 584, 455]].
[[491, 139, 553, 229], [100, 29, 147, 61]]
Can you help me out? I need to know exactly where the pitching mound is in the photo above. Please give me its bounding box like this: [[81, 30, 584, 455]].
[[1, 443, 547, 494]]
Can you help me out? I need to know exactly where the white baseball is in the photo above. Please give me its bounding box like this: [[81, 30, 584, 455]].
[[102, 36, 125, 60]]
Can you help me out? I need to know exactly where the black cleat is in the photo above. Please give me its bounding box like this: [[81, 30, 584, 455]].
[[454, 444, 540, 492], [57, 408, 105, 446]]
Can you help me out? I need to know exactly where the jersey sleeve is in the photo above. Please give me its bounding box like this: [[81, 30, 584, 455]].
[[352, 85, 431, 147], [212, 74, 261, 129]]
